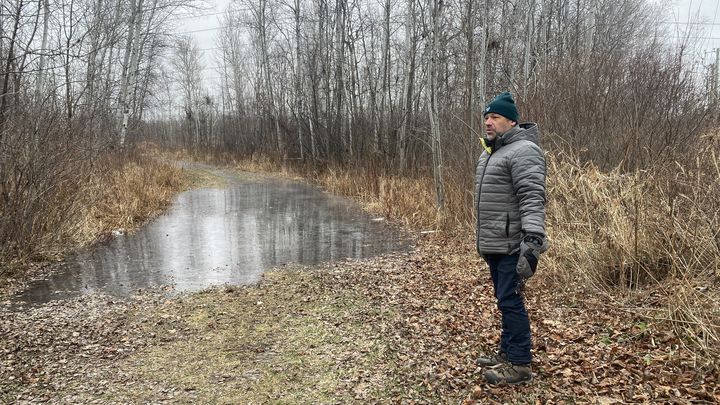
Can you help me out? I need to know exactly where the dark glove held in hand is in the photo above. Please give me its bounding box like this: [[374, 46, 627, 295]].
[[516, 234, 548, 279]]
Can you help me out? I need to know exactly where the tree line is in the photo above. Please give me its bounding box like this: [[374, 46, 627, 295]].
[[2, 0, 714, 172], [0, 0, 201, 259], [160, 0, 715, 177]]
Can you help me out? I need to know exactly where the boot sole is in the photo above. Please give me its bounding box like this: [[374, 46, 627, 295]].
[[484, 375, 533, 386], [505, 374, 533, 385], [482, 371, 533, 385], [476, 362, 507, 368]]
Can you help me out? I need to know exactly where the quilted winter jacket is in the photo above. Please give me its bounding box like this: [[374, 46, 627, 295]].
[[475, 122, 547, 254]]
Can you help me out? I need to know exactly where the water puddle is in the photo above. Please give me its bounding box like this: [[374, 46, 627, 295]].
[[12, 173, 410, 305]]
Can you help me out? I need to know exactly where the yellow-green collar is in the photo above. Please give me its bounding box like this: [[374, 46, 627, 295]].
[[480, 138, 492, 154]]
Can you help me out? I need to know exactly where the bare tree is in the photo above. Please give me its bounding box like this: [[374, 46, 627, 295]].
[[398, 0, 417, 171], [427, 0, 445, 212], [118, 0, 145, 146], [146, 0, 709, 179], [172, 35, 204, 147]]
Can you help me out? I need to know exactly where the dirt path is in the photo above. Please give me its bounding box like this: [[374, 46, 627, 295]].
[[1, 164, 718, 403]]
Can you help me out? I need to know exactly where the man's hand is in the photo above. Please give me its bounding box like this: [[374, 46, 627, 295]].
[[516, 234, 548, 279]]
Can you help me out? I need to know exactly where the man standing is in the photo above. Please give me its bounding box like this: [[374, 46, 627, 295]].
[[474, 92, 548, 385]]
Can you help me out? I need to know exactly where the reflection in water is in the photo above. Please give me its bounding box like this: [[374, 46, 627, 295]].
[[16, 179, 409, 304]]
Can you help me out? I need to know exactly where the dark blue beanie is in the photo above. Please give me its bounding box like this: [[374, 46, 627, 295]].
[[483, 92, 519, 122]]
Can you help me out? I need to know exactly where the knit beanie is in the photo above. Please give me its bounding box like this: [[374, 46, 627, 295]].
[[483, 92, 519, 122]]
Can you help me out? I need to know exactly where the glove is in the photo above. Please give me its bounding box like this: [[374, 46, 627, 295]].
[[516, 234, 548, 279]]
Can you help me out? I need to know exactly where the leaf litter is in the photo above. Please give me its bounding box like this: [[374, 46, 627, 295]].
[[1, 233, 718, 403]]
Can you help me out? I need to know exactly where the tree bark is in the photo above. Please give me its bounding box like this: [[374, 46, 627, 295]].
[[398, 0, 416, 172], [34, 0, 50, 106], [294, 0, 303, 160], [427, 0, 445, 213], [0, 0, 24, 135], [463, 0, 474, 147], [379, 0, 391, 160], [332, 0, 347, 160], [118, 0, 145, 146], [256, 0, 284, 157]]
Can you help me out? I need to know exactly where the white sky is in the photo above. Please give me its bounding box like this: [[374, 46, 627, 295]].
[[664, 0, 720, 64], [171, 0, 720, 96]]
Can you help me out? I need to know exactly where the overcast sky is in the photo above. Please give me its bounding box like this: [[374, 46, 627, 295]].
[[172, 0, 720, 95]]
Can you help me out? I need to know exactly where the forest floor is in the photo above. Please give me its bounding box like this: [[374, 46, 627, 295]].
[[1, 161, 718, 404]]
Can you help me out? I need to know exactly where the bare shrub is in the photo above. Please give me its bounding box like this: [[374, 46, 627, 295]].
[[0, 113, 184, 268], [0, 111, 93, 261]]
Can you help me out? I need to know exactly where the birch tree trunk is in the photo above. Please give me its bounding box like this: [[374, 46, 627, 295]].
[[364, 35, 380, 155], [65, 20, 73, 120], [118, 0, 144, 146], [85, 0, 104, 110], [256, 0, 284, 157], [477, 0, 487, 105], [332, 0, 347, 160], [34, 0, 50, 106], [463, 0, 474, 143], [379, 0, 391, 158], [130, 0, 158, 119], [522, 0, 535, 98], [347, 30, 360, 160], [102, 0, 123, 112]]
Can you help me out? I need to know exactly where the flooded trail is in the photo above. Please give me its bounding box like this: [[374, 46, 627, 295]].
[[13, 165, 410, 305]]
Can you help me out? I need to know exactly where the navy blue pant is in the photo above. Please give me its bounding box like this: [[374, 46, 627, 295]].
[[484, 253, 532, 365]]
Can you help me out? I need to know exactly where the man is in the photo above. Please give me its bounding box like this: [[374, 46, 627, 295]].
[[474, 92, 548, 385]]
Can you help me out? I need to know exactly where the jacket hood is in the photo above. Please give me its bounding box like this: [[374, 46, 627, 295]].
[[497, 122, 540, 149]]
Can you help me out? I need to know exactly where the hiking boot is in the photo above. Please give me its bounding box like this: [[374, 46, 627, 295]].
[[483, 363, 533, 385], [475, 351, 508, 367]]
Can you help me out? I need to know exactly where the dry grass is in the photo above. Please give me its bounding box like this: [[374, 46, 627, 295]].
[[545, 138, 720, 362], [78, 154, 185, 243], [313, 168, 438, 230], [38, 268, 393, 403], [0, 149, 186, 267]]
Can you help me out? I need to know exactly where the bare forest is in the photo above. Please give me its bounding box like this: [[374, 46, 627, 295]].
[[2, 0, 720, 401]]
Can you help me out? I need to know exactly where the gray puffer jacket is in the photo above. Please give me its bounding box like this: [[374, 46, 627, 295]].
[[475, 122, 547, 254]]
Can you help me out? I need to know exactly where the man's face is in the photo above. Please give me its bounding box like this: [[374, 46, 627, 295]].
[[484, 113, 516, 140]]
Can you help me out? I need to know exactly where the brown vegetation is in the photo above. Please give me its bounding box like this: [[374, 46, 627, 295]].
[[0, 147, 185, 284]]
